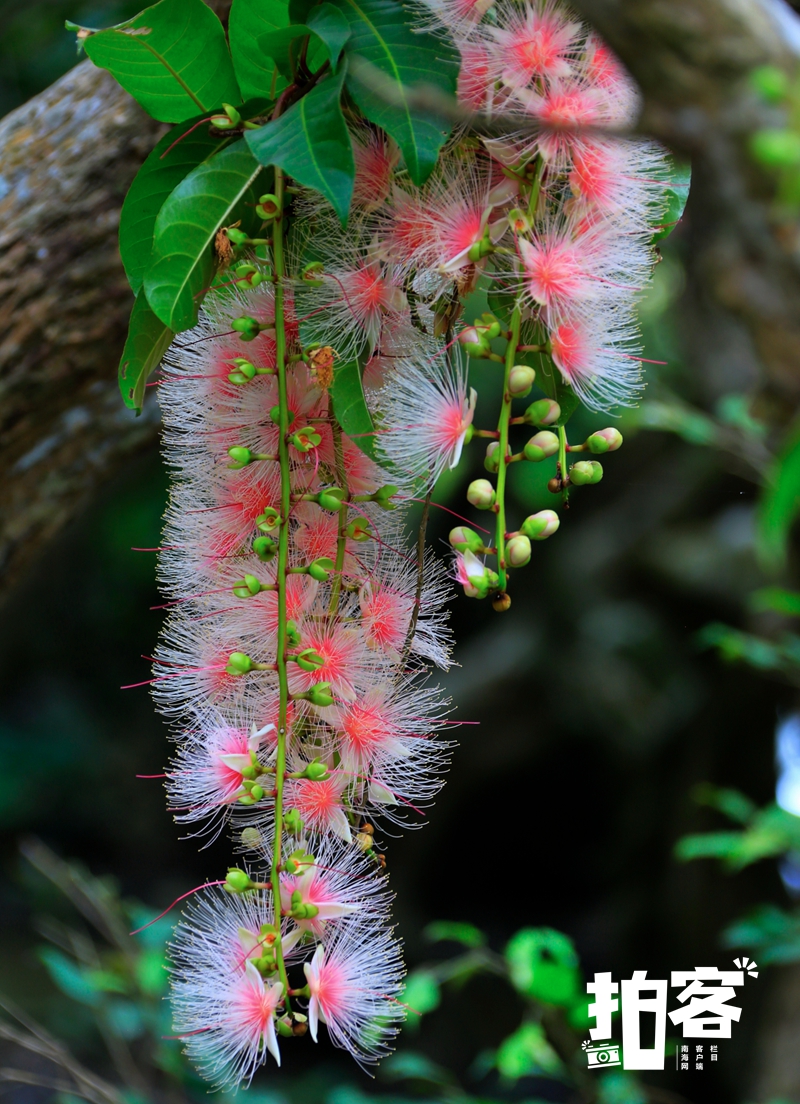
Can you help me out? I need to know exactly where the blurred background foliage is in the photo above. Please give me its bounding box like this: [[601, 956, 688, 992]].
[[4, 9, 800, 1104]]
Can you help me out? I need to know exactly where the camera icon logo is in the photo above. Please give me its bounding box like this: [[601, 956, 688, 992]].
[[582, 1041, 622, 1068]]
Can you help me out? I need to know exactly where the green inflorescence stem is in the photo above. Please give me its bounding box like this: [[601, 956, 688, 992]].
[[271, 165, 292, 1013], [495, 307, 521, 592]]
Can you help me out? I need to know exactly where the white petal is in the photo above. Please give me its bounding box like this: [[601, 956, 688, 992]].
[[328, 808, 353, 842], [219, 753, 251, 773], [369, 779, 398, 805], [264, 1017, 282, 1066]]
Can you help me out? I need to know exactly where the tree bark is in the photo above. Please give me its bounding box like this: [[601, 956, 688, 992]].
[[0, 61, 161, 603]]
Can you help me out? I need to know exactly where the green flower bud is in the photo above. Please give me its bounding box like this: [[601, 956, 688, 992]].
[[227, 358, 257, 384], [295, 648, 325, 672], [308, 556, 335, 582], [253, 536, 277, 562], [224, 227, 249, 246], [347, 516, 372, 541], [231, 315, 262, 341], [587, 427, 623, 454], [233, 574, 263, 598], [226, 652, 253, 676], [523, 430, 558, 462], [570, 460, 604, 485], [250, 784, 265, 801], [520, 510, 560, 541], [269, 404, 295, 426], [484, 441, 500, 474], [478, 313, 502, 340], [524, 398, 561, 426], [286, 620, 302, 648], [508, 364, 536, 397], [506, 534, 532, 567], [228, 446, 253, 469], [467, 479, 496, 509], [457, 326, 491, 359], [225, 868, 253, 893], [318, 488, 347, 512], [373, 484, 399, 509], [305, 760, 329, 781], [306, 682, 335, 707], [283, 809, 304, 835], [448, 525, 484, 553]]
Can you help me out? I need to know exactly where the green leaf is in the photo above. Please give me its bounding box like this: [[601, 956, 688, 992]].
[[119, 293, 175, 412], [144, 138, 263, 332], [331, 0, 458, 184], [306, 3, 351, 70], [330, 357, 377, 461], [424, 920, 486, 948], [758, 417, 800, 570], [401, 970, 441, 1027], [260, 7, 349, 78], [652, 156, 691, 244], [535, 355, 580, 425], [505, 928, 581, 1007], [246, 69, 354, 225], [120, 117, 230, 294], [38, 947, 101, 1007], [693, 783, 757, 825], [495, 1022, 563, 1082], [229, 0, 290, 100], [750, 586, 800, 617], [82, 0, 240, 123], [724, 904, 800, 964]]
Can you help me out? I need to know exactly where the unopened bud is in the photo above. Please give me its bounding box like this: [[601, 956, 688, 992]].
[[508, 365, 536, 397], [283, 809, 303, 835], [295, 648, 325, 672], [478, 313, 502, 340], [304, 760, 328, 781], [231, 315, 262, 341], [226, 652, 253, 676], [286, 620, 302, 647], [492, 592, 512, 612], [506, 534, 532, 567], [467, 479, 496, 510], [249, 784, 265, 801], [224, 868, 253, 893], [457, 326, 491, 359], [318, 489, 346, 512], [228, 446, 252, 468], [233, 574, 262, 598], [449, 526, 484, 553], [484, 441, 500, 474], [269, 404, 295, 426], [253, 536, 277, 562], [373, 484, 398, 509], [307, 557, 335, 582], [587, 428, 623, 454], [570, 460, 604, 485], [523, 431, 559, 462], [525, 399, 561, 426], [521, 510, 560, 540], [305, 682, 334, 707]]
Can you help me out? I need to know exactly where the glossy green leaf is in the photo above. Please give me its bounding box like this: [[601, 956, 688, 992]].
[[758, 417, 800, 569], [330, 357, 377, 461], [505, 927, 581, 1006], [229, 0, 290, 100], [259, 6, 350, 77], [120, 117, 230, 294], [38, 947, 101, 1007], [751, 586, 800, 617], [143, 138, 263, 332], [424, 920, 486, 947], [652, 156, 691, 243], [331, 0, 458, 184], [401, 970, 441, 1025], [495, 1022, 563, 1081], [82, 0, 240, 123], [307, 3, 351, 70], [246, 69, 354, 225], [119, 293, 175, 412]]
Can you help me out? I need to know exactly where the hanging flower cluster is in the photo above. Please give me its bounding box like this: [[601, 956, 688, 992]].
[[122, 0, 679, 1090]]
